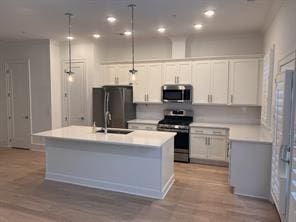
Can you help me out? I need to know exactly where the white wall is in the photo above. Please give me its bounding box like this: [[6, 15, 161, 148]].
[[264, 0, 296, 71], [101, 37, 172, 62], [0, 40, 52, 146], [187, 32, 264, 57], [100, 32, 263, 62]]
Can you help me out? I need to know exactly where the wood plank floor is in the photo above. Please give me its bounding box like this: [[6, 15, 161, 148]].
[[0, 148, 280, 222]]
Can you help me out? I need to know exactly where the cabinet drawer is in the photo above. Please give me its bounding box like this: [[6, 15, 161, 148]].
[[128, 123, 157, 131], [190, 127, 228, 136]]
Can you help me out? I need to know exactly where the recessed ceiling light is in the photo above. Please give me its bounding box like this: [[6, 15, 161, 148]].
[[204, 10, 215, 17], [93, 34, 101, 39], [123, 30, 132, 36], [66, 36, 74, 40], [107, 16, 117, 23], [157, 27, 166, 33], [194, 24, 203, 30]]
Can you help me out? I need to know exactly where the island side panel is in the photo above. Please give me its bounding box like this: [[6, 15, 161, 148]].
[[229, 140, 272, 199], [161, 138, 175, 197], [45, 138, 163, 199]]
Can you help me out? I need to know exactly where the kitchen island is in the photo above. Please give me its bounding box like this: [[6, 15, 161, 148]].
[[34, 126, 176, 199]]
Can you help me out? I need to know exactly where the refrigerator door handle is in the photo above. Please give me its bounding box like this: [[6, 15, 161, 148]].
[[280, 144, 290, 164]]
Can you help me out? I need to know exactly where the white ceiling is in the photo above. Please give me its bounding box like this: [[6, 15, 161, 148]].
[[0, 0, 278, 41]]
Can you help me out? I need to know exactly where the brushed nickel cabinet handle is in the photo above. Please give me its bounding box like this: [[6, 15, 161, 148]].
[[231, 95, 234, 103]]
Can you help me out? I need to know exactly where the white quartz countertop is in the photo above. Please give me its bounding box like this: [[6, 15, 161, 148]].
[[127, 119, 159, 125], [34, 126, 176, 148], [190, 123, 272, 144]]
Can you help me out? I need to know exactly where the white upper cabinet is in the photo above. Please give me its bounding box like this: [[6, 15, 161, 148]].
[[133, 64, 147, 103], [133, 63, 162, 104], [163, 62, 192, 84], [103, 64, 130, 85], [146, 63, 163, 103], [192, 61, 212, 104], [192, 60, 229, 105], [229, 59, 260, 106], [211, 60, 229, 104]]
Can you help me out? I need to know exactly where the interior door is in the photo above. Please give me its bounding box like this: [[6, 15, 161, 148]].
[[190, 134, 208, 159], [272, 70, 294, 220], [192, 61, 211, 104], [207, 136, 227, 161], [63, 61, 87, 126], [211, 61, 229, 104], [0, 67, 9, 147], [8, 60, 31, 149], [230, 59, 259, 105], [147, 63, 162, 103], [133, 64, 147, 103]]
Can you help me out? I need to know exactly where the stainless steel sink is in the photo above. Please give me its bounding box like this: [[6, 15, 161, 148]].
[[96, 129, 133, 135]]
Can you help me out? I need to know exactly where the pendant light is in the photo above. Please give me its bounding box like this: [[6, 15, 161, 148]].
[[128, 3, 137, 84], [65, 12, 74, 82]]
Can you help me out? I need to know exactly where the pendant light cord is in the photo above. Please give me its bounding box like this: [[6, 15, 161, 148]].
[[128, 4, 137, 75], [65, 12, 73, 75]]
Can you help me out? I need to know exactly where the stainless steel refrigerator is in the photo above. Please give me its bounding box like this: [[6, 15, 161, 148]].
[[92, 86, 136, 128]]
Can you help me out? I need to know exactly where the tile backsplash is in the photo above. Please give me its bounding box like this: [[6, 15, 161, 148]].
[[136, 104, 261, 125]]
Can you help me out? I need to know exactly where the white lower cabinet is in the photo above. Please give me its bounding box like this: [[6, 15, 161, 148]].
[[128, 123, 157, 131], [190, 127, 228, 162]]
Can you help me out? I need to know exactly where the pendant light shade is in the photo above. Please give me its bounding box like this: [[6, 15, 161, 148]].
[[65, 12, 74, 82], [128, 3, 137, 84]]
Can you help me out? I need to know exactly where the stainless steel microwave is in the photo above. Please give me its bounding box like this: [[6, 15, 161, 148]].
[[162, 85, 193, 103]]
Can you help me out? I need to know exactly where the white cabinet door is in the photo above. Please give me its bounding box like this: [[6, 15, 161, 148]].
[[117, 64, 131, 85], [190, 134, 208, 159], [133, 64, 147, 103], [178, 62, 192, 84], [229, 59, 259, 105], [147, 63, 162, 103], [164, 63, 178, 84], [211, 60, 229, 104], [192, 61, 211, 104], [104, 65, 117, 85], [207, 136, 227, 161]]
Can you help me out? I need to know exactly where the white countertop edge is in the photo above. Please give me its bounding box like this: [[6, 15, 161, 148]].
[[34, 126, 176, 148], [127, 119, 160, 125], [41, 136, 164, 149]]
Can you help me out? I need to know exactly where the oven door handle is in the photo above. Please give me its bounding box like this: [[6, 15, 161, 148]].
[[157, 128, 189, 133]]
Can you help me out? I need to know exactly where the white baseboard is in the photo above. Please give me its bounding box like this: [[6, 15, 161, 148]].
[[46, 172, 174, 199]]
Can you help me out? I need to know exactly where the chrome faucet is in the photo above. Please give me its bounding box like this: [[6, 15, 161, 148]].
[[103, 92, 111, 134]]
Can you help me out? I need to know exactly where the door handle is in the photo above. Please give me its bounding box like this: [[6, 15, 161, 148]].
[[25, 116, 29, 119], [280, 145, 290, 163], [230, 95, 234, 104], [210, 95, 213, 103], [80, 117, 85, 120]]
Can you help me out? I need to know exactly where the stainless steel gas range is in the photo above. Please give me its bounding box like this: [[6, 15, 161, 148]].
[[157, 109, 193, 162]]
